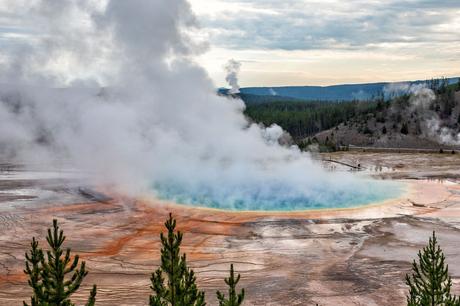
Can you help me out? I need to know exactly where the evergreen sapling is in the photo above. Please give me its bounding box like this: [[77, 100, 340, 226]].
[[216, 264, 245, 306], [23, 219, 97, 306], [406, 231, 460, 306], [149, 213, 205, 306]]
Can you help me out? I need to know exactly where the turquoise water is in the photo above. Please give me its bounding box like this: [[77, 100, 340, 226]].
[[153, 179, 404, 211]]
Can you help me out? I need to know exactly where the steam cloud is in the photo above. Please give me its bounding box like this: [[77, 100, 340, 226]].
[[384, 83, 460, 145], [225, 59, 241, 94], [0, 0, 399, 209]]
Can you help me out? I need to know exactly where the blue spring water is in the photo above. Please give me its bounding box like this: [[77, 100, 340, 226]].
[[153, 178, 404, 211]]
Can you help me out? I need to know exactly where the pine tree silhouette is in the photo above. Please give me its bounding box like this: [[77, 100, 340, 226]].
[[23, 219, 97, 306], [406, 231, 460, 306], [149, 213, 205, 306], [216, 264, 245, 306]]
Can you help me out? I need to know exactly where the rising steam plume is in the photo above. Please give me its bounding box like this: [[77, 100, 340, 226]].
[[384, 83, 460, 146], [0, 0, 399, 209], [225, 59, 241, 94]]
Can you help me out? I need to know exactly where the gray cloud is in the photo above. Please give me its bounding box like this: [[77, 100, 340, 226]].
[[2, 0, 458, 59], [200, 0, 460, 51]]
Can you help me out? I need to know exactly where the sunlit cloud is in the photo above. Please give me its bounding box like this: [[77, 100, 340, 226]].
[[190, 0, 460, 86], [0, 0, 459, 86]]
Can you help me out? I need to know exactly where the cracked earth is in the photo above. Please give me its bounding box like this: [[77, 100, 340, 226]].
[[0, 152, 460, 305]]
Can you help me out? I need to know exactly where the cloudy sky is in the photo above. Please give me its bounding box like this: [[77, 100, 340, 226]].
[[0, 0, 459, 87], [190, 0, 460, 87]]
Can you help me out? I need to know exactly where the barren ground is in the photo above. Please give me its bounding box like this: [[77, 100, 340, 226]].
[[1, 152, 460, 305]]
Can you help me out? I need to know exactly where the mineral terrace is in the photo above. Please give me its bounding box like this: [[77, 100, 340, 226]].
[[1, 152, 460, 306]]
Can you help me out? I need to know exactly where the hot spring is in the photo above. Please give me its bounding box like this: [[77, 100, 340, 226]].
[[153, 177, 404, 211], [0, 0, 406, 214]]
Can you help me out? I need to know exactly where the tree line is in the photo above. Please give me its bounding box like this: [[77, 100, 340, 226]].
[[243, 78, 460, 146], [22, 215, 460, 305], [244, 100, 380, 140]]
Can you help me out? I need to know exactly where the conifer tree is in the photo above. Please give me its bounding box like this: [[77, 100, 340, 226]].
[[23, 219, 97, 306], [24, 237, 43, 306], [216, 264, 245, 306], [401, 122, 409, 135], [406, 231, 460, 306], [149, 213, 205, 306]]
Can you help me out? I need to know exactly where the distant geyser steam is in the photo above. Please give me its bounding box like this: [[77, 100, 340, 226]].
[[0, 0, 402, 209], [225, 59, 242, 94]]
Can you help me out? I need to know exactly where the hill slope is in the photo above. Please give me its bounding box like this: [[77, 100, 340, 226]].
[[236, 77, 459, 101], [242, 82, 460, 150], [313, 87, 460, 150]]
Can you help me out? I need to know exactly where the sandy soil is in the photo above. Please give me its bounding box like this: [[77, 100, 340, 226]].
[[1, 152, 460, 305]]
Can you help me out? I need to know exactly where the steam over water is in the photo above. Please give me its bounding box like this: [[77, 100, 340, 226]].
[[154, 180, 403, 211], [0, 0, 402, 210]]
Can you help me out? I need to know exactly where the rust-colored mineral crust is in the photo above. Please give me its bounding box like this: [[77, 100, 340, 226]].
[[1, 152, 460, 305]]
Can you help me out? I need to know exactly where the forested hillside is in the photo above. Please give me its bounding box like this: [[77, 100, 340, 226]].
[[243, 80, 460, 150], [244, 100, 380, 139]]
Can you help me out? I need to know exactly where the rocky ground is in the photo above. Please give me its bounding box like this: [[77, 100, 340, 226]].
[[315, 125, 449, 149], [315, 91, 460, 150], [1, 153, 460, 305]]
